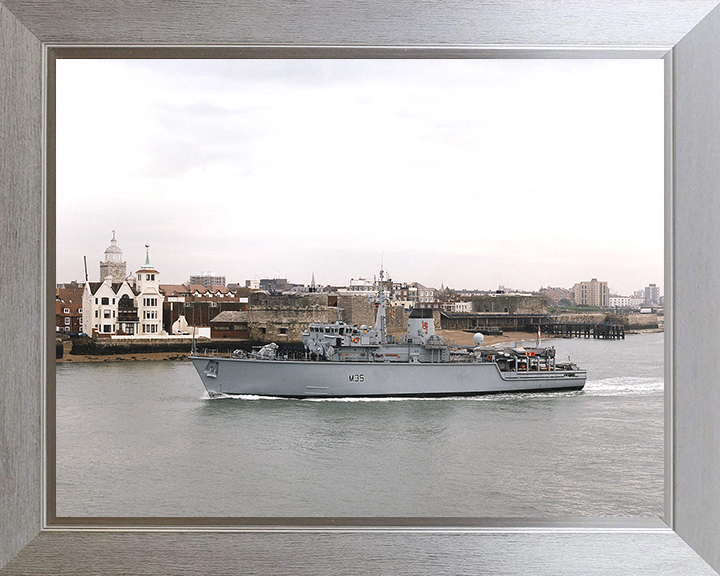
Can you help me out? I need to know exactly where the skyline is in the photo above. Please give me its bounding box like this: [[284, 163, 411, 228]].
[[56, 59, 664, 296], [66, 229, 662, 299]]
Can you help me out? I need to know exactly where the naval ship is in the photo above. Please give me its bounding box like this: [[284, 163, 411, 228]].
[[189, 272, 586, 398]]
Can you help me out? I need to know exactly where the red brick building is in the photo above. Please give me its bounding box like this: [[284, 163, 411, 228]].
[[56, 284, 84, 335]]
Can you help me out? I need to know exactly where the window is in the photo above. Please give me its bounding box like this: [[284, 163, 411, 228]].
[[104, 311, 111, 318], [101, 297, 109, 305], [63, 308, 70, 314], [95, 310, 98, 318], [64, 317, 70, 325], [279, 328, 287, 335], [103, 325, 112, 333]]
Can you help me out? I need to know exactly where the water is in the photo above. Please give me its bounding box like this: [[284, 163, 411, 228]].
[[55, 332, 664, 518]]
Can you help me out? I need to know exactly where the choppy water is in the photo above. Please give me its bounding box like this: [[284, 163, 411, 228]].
[[55, 332, 664, 518]]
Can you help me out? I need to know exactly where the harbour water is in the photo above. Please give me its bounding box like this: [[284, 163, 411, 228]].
[[55, 332, 663, 518]]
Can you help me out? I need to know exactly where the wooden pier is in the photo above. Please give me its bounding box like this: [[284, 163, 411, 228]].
[[441, 312, 626, 340], [539, 322, 625, 339]]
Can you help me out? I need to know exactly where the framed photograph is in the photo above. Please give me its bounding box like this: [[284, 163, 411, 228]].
[[50, 56, 666, 522], [2, 2, 720, 574]]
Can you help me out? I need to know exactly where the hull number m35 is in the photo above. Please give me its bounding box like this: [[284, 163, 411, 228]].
[[348, 374, 365, 383]]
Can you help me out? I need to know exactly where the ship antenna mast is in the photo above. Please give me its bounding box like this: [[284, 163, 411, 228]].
[[376, 265, 388, 344]]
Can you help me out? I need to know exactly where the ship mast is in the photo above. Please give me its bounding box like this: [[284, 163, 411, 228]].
[[374, 267, 388, 344]]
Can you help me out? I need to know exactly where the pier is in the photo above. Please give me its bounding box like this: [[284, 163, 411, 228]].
[[538, 321, 625, 339], [443, 312, 626, 340]]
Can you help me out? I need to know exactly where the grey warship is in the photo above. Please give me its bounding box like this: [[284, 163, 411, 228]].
[[190, 272, 586, 398]]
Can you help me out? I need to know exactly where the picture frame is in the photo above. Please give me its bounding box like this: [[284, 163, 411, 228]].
[[2, 1, 720, 574]]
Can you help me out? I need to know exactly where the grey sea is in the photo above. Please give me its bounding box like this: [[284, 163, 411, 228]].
[[56, 332, 663, 518]]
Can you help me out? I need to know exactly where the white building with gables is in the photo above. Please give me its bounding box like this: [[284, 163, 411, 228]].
[[82, 236, 165, 337]]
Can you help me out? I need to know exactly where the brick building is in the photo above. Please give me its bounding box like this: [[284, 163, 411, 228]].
[[56, 284, 84, 334]]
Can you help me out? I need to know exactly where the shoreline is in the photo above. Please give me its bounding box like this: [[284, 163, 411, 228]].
[[56, 327, 663, 364]]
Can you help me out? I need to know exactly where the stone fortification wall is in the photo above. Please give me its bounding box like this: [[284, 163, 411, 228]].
[[386, 305, 413, 332], [472, 294, 547, 314], [337, 294, 376, 328], [551, 312, 659, 330], [626, 313, 659, 330], [337, 295, 415, 332], [552, 313, 608, 325], [246, 292, 337, 343]]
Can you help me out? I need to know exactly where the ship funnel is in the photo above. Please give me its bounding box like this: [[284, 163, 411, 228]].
[[407, 308, 435, 345]]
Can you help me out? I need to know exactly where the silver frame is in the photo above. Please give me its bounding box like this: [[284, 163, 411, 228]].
[[2, 2, 720, 574]]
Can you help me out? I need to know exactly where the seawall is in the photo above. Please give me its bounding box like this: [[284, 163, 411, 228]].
[[551, 313, 659, 330]]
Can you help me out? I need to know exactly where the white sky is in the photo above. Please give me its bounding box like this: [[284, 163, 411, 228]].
[[56, 59, 664, 296]]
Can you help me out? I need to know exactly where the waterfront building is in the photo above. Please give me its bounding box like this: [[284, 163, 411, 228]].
[[82, 245, 165, 337], [135, 247, 164, 335], [56, 284, 83, 334], [572, 278, 609, 307], [82, 279, 138, 336], [159, 284, 249, 334]]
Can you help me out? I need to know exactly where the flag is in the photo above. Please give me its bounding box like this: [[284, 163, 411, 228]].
[[536, 326, 541, 347]]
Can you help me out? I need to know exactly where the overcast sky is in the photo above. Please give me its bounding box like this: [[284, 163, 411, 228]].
[[56, 58, 664, 296]]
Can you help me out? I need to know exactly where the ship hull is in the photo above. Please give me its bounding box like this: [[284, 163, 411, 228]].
[[189, 356, 586, 398]]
